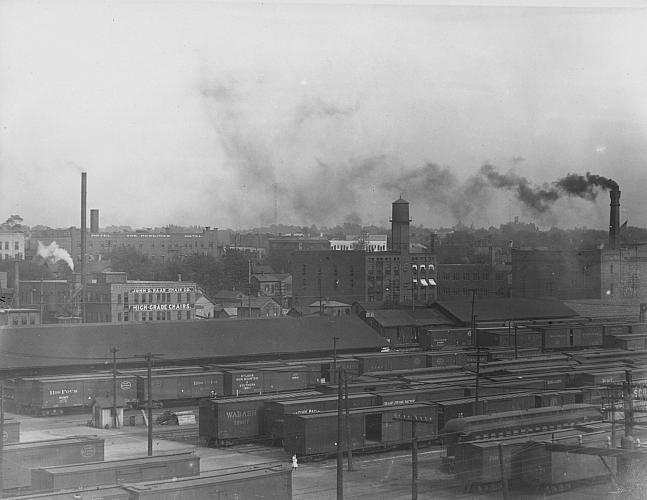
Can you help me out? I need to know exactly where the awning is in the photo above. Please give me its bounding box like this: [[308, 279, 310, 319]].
[[428, 279, 437, 286], [420, 279, 428, 286]]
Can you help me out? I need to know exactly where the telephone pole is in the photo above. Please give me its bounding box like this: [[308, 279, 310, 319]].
[[134, 352, 164, 456], [337, 367, 344, 500], [111, 347, 118, 429]]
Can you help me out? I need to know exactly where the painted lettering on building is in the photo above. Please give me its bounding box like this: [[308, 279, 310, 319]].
[[131, 303, 193, 311], [130, 287, 196, 293]]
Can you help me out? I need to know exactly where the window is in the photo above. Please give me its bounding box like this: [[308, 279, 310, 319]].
[[124, 313, 129, 322], [4, 242, 8, 250], [117, 294, 122, 304], [118, 312, 122, 322], [14, 241, 19, 250], [134, 293, 139, 304], [156, 293, 161, 302], [30, 316, 35, 325], [177, 311, 182, 320], [610, 264, 614, 274], [142, 294, 146, 304], [149, 293, 153, 303], [156, 311, 161, 320], [149, 311, 153, 321], [463, 272, 469, 280]]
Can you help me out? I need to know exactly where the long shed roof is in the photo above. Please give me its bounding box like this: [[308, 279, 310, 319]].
[[0, 316, 388, 371]]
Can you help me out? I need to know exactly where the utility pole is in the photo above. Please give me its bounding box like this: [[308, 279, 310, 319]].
[[337, 367, 343, 500], [0, 385, 4, 495], [333, 336, 339, 381], [248, 260, 252, 318], [134, 352, 164, 456], [111, 347, 118, 428], [498, 442, 509, 499], [411, 419, 418, 500], [468, 288, 480, 416], [344, 372, 353, 471], [624, 370, 634, 437]]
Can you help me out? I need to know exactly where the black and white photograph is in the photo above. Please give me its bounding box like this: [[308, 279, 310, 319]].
[[1, 0, 646, 498]]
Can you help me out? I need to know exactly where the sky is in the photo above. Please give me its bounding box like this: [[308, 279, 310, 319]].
[[1, 1, 646, 231]]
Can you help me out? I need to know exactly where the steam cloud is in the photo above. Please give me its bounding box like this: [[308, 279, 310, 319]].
[[37, 241, 74, 271]]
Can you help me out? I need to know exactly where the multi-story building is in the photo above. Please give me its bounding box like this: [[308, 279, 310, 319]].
[[83, 272, 199, 323], [290, 198, 437, 311], [26, 223, 229, 267], [289, 250, 367, 310], [0, 231, 25, 260], [251, 273, 292, 308], [330, 235, 387, 252], [436, 263, 512, 300], [268, 236, 331, 273], [19, 279, 74, 323]]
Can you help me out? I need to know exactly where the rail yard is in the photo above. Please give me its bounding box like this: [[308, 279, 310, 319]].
[[0, 315, 646, 497]]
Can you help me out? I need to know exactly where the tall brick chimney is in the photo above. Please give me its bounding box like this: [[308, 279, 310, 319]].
[[609, 187, 621, 250]]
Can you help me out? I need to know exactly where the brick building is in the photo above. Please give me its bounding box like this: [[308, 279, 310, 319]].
[[436, 263, 511, 300], [0, 231, 25, 261], [84, 272, 199, 323]]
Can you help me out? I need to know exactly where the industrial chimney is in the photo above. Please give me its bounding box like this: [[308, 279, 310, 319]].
[[81, 172, 87, 322], [609, 186, 621, 250], [90, 209, 99, 233]]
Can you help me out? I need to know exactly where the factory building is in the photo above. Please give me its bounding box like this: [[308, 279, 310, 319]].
[[512, 186, 647, 301], [289, 198, 437, 311], [83, 272, 199, 323]]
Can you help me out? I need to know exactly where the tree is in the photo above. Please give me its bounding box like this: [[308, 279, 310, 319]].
[[1, 214, 27, 231]]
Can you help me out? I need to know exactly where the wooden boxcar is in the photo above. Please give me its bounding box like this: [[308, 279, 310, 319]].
[[123, 464, 292, 500], [3, 436, 105, 492], [283, 403, 438, 457], [30, 452, 199, 492], [199, 391, 319, 446], [15, 374, 138, 416], [264, 393, 377, 442], [136, 370, 225, 404]]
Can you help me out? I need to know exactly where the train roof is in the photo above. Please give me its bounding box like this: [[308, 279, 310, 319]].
[[0, 316, 389, 372], [440, 404, 601, 435]]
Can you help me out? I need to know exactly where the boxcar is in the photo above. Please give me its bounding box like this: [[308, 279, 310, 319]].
[[260, 366, 310, 393], [375, 386, 467, 406], [535, 326, 571, 350], [122, 464, 292, 500], [283, 403, 438, 457], [573, 370, 625, 387], [15, 374, 138, 416], [3, 436, 105, 492], [264, 393, 377, 442], [31, 452, 199, 492], [9, 485, 129, 499], [199, 391, 320, 446], [453, 427, 592, 493], [516, 439, 616, 495], [355, 352, 427, 374], [223, 369, 264, 396], [426, 350, 468, 367], [2, 419, 20, 444], [136, 370, 225, 404], [572, 325, 604, 348], [534, 390, 579, 408], [419, 328, 472, 350]]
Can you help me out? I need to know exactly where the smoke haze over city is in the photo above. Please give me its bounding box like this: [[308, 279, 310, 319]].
[[1, 1, 646, 230]]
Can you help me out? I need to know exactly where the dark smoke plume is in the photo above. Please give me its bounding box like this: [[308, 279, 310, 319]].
[[478, 165, 618, 214], [555, 172, 618, 200]]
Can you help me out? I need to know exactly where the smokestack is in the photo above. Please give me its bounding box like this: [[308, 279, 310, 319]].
[[81, 172, 87, 322], [609, 187, 621, 250], [90, 209, 99, 233]]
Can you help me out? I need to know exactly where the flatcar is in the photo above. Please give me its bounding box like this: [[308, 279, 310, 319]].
[[30, 451, 199, 492]]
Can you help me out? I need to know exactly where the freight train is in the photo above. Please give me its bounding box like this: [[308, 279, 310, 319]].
[[7, 327, 647, 418]]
